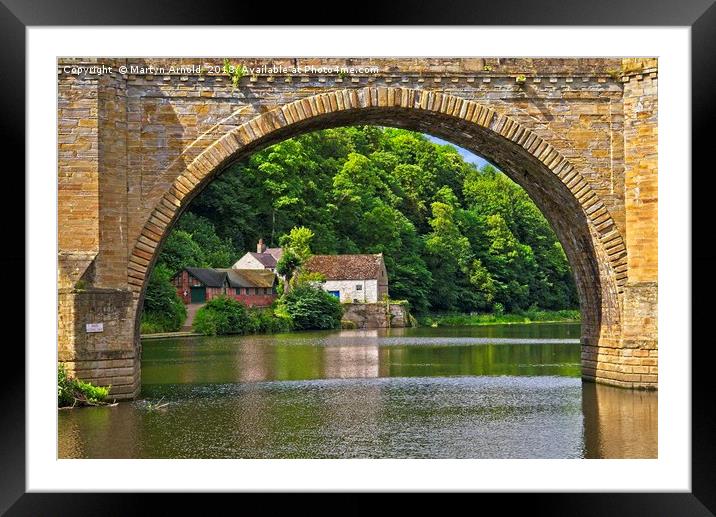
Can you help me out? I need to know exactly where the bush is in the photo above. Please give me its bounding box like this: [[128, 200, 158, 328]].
[[192, 295, 251, 335], [58, 364, 110, 407], [193, 296, 292, 335], [139, 319, 165, 335], [280, 284, 343, 330], [248, 308, 292, 334], [58, 364, 74, 407]]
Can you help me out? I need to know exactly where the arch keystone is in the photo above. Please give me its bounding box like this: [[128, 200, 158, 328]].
[[377, 87, 388, 107]]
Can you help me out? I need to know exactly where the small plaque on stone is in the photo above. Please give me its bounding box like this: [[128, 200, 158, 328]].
[[86, 323, 104, 333]]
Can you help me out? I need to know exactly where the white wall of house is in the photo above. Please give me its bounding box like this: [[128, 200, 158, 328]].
[[233, 254, 265, 270], [321, 279, 379, 303]]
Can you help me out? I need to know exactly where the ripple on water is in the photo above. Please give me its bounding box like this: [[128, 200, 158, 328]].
[[60, 376, 585, 459], [60, 325, 657, 459]]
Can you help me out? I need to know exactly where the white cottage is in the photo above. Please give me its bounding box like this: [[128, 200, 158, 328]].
[[303, 253, 389, 303], [232, 238, 284, 273]]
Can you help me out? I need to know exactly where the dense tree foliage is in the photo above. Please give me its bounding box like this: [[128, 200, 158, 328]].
[[157, 213, 235, 274], [152, 126, 578, 316]]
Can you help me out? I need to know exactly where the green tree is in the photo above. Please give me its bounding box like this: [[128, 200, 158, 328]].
[[422, 187, 474, 311], [482, 214, 535, 311], [468, 258, 497, 310], [276, 248, 301, 274], [279, 226, 315, 262], [425, 187, 473, 269]]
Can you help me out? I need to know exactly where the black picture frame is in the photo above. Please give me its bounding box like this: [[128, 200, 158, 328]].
[[6, 0, 714, 514]]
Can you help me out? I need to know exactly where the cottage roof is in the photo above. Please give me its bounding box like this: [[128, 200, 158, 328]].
[[247, 251, 278, 268], [219, 268, 276, 288], [304, 254, 385, 281], [266, 247, 283, 260], [185, 267, 226, 287]]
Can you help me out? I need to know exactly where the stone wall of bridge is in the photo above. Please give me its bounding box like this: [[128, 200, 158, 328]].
[[57, 57, 658, 398], [59, 57, 632, 253]]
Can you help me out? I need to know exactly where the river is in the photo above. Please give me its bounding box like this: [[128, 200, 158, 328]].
[[58, 323, 657, 459]]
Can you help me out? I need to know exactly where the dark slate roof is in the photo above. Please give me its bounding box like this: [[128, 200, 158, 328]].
[[248, 252, 278, 268], [219, 269, 277, 288], [185, 267, 227, 287], [304, 254, 385, 281]]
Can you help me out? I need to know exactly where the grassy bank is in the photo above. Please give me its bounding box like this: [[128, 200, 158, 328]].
[[417, 309, 580, 327]]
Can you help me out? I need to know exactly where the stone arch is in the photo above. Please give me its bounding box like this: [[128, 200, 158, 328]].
[[128, 86, 628, 381]]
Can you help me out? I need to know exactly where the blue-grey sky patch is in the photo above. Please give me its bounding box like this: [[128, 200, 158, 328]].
[[424, 134, 493, 169]]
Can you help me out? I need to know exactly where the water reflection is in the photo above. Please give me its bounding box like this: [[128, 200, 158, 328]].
[[139, 325, 583, 385], [58, 324, 657, 459], [582, 382, 658, 458]]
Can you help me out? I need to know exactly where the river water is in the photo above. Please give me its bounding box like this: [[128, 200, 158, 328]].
[[58, 323, 657, 458]]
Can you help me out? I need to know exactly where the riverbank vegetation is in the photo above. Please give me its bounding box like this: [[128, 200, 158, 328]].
[[58, 364, 111, 408], [142, 126, 580, 332], [140, 264, 187, 334], [191, 285, 342, 336], [192, 296, 292, 336], [417, 309, 581, 327]]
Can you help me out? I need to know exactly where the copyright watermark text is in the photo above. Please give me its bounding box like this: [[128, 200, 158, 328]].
[[59, 63, 380, 76]]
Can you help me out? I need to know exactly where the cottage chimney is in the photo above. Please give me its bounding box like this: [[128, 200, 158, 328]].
[[257, 238, 267, 253]]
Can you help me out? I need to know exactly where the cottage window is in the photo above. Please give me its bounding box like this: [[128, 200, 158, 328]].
[[254, 288, 259, 295], [356, 284, 362, 290]]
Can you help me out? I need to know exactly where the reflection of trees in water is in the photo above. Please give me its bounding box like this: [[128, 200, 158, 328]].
[[142, 329, 584, 385], [380, 342, 580, 378]]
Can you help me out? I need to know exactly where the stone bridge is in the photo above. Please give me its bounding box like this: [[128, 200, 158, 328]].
[[57, 57, 658, 399]]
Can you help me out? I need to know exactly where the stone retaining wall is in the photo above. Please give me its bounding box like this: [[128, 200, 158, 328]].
[[342, 302, 412, 329]]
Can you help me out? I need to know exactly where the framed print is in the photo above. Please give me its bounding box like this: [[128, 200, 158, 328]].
[[6, 0, 715, 514]]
